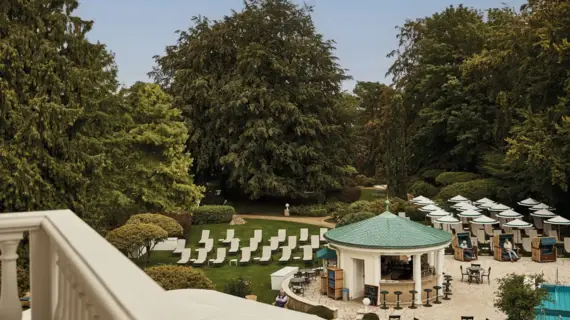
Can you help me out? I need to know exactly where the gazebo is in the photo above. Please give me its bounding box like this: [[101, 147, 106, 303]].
[[324, 200, 452, 306]]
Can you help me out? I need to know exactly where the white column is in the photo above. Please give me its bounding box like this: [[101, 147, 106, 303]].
[[436, 249, 445, 288], [428, 252, 435, 267], [413, 253, 422, 305], [30, 228, 55, 319], [0, 233, 24, 320]]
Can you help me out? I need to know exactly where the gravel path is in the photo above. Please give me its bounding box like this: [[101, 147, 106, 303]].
[[236, 214, 336, 228]]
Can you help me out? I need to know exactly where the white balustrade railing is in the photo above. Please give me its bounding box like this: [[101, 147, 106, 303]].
[[0, 210, 190, 320]]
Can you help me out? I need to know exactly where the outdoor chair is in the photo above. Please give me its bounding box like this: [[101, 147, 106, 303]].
[[193, 249, 208, 267], [277, 229, 287, 243], [565, 237, 570, 254], [253, 229, 263, 243], [299, 228, 309, 243], [198, 229, 210, 245], [548, 230, 559, 241], [310, 235, 320, 250], [278, 246, 292, 263], [461, 317, 474, 320], [459, 265, 469, 282], [522, 237, 532, 253], [176, 248, 191, 265], [204, 238, 214, 253], [484, 224, 494, 237], [172, 239, 186, 254], [528, 229, 538, 239], [452, 232, 478, 261], [249, 237, 259, 252], [301, 245, 313, 263], [533, 216, 544, 230], [228, 238, 240, 255], [319, 228, 328, 243], [239, 248, 252, 266], [284, 235, 297, 251], [493, 233, 520, 262], [259, 246, 272, 264], [212, 247, 227, 267], [269, 236, 280, 251], [219, 229, 235, 244], [481, 267, 491, 284]]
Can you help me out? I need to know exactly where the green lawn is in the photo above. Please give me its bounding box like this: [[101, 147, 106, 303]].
[[143, 219, 323, 304]]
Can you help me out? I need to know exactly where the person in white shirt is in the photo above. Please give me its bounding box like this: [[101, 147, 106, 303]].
[[459, 240, 473, 259], [275, 289, 288, 307], [503, 239, 519, 261]]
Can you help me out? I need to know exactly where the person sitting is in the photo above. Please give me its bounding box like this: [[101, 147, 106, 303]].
[[275, 289, 288, 307], [460, 240, 474, 259], [503, 239, 519, 261]]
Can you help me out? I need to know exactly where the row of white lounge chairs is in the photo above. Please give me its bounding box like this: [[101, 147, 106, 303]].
[[174, 227, 329, 266]]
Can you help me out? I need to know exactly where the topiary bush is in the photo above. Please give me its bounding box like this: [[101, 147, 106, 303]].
[[307, 306, 335, 320], [326, 202, 351, 222], [437, 179, 500, 202], [348, 200, 372, 212], [106, 223, 168, 263], [191, 205, 235, 224], [355, 174, 375, 187], [144, 265, 214, 290], [408, 180, 439, 198], [362, 313, 380, 320], [126, 213, 183, 237], [289, 204, 329, 217], [337, 212, 376, 227], [420, 169, 445, 183], [340, 187, 362, 202], [223, 277, 253, 298], [435, 171, 481, 186]]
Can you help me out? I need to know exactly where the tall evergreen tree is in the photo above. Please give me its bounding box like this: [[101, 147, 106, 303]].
[[383, 95, 408, 199], [151, 0, 352, 199]]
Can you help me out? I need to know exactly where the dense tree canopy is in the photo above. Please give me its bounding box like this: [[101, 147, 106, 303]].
[[151, 0, 353, 199]]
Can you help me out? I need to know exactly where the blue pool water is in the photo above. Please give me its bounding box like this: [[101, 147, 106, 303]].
[[536, 284, 570, 320]]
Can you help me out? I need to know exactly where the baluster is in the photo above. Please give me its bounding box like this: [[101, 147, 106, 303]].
[[0, 232, 24, 320], [30, 228, 55, 319], [54, 257, 65, 320], [61, 256, 72, 320]]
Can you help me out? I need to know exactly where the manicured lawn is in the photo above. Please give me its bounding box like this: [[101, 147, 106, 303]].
[[231, 200, 284, 215], [359, 188, 386, 201], [142, 219, 324, 304]]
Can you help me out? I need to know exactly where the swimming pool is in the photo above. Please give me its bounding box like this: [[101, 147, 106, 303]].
[[536, 284, 570, 320]]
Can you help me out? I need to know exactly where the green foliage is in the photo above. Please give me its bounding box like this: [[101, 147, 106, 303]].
[[325, 202, 351, 222], [144, 265, 214, 290], [106, 223, 168, 264], [151, 0, 353, 199], [348, 200, 372, 213], [223, 277, 253, 298], [494, 273, 548, 320], [383, 95, 409, 199], [408, 181, 439, 198], [355, 174, 376, 187], [421, 169, 446, 182], [404, 205, 423, 221], [340, 187, 362, 203], [289, 205, 328, 217], [307, 305, 335, 320], [191, 205, 235, 225], [337, 212, 376, 227], [362, 313, 380, 320], [435, 172, 480, 186], [437, 179, 500, 202], [126, 213, 183, 237]]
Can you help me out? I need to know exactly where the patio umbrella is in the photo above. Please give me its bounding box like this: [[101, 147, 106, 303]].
[[517, 198, 540, 207], [413, 198, 435, 206], [503, 219, 532, 228], [530, 209, 556, 218], [474, 197, 494, 205], [496, 209, 523, 219], [457, 209, 483, 218], [477, 201, 496, 209], [436, 215, 461, 232], [470, 216, 499, 225], [454, 203, 481, 211], [411, 195, 430, 203], [544, 216, 570, 240], [488, 203, 511, 212], [448, 195, 470, 203], [427, 209, 450, 218], [419, 204, 440, 213], [529, 203, 555, 211]]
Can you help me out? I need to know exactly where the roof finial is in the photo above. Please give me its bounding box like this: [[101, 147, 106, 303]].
[[385, 194, 390, 212]]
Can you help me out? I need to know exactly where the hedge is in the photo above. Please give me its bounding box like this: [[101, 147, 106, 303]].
[[436, 179, 500, 202], [289, 204, 328, 217], [355, 174, 375, 187], [421, 169, 445, 183], [435, 171, 481, 186], [339, 187, 362, 203], [307, 306, 335, 320], [348, 200, 372, 213], [191, 205, 235, 225], [145, 265, 214, 290], [337, 212, 376, 227], [408, 181, 439, 198], [126, 213, 183, 237]]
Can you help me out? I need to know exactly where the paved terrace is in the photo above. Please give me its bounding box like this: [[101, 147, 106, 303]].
[[303, 255, 570, 320]]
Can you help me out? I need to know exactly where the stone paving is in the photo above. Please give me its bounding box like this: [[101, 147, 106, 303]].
[[302, 255, 570, 320]]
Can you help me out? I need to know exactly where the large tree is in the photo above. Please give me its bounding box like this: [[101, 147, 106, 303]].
[[383, 95, 408, 199], [150, 0, 352, 199]]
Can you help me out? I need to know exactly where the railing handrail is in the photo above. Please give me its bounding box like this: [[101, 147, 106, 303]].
[[0, 210, 188, 320]]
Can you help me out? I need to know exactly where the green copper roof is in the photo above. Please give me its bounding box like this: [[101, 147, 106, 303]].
[[324, 211, 452, 249]]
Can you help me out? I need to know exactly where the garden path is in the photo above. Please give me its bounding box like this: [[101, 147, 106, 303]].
[[237, 214, 336, 228]]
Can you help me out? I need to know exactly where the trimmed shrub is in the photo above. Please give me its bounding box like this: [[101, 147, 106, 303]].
[[435, 171, 480, 186], [307, 306, 335, 320], [145, 265, 214, 290], [191, 205, 235, 225], [289, 204, 329, 217], [337, 212, 376, 227], [223, 277, 253, 298], [348, 200, 372, 213], [362, 313, 380, 320], [355, 174, 375, 187], [326, 202, 351, 222], [436, 179, 500, 202], [126, 213, 183, 237], [106, 223, 168, 263], [161, 212, 192, 235], [421, 169, 445, 183], [405, 205, 423, 221], [340, 187, 361, 202], [408, 181, 439, 198]]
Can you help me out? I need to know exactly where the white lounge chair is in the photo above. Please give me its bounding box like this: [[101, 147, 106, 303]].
[[299, 228, 309, 243], [302, 245, 313, 263], [259, 246, 272, 264], [239, 247, 252, 266], [282, 235, 297, 251], [277, 229, 286, 243], [198, 230, 210, 245], [177, 248, 191, 265], [484, 224, 494, 237], [564, 237, 570, 254], [279, 247, 292, 263], [173, 239, 186, 254], [522, 237, 532, 253], [253, 229, 263, 243], [249, 238, 259, 252], [544, 222, 552, 234], [310, 235, 320, 250], [193, 249, 208, 267], [229, 238, 240, 255], [319, 228, 328, 243], [204, 238, 214, 253], [269, 236, 279, 251], [548, 230, 559, 241], [528, 229, 538, 239], [219, 229, 235, 244], [212, 247, 227, 267]]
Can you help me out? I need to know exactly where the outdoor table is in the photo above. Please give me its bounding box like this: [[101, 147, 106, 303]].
[[467, 266, 483, 283], [300, 269, 312, 274], [290, 277, 306, 285], [306, 270, 317, 280]]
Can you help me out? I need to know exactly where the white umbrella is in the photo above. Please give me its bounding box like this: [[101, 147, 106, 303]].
[[496, 210, 523, 219], [413, 199, 435, 206], [530, 203, 554, 211], [530, 209, 556, 217], [455, 203, 481, 212], [448, 195, 469, 203], [411, 195, 430, 203], [419, 204, 440, 212], [544, 216, 570, 225], [451, 202, 471, 209], [474, 197, 494, 205], [436, 215, 461, 224], [457, 209, 483, 218], [477, 201, 496, 209], [470, 216, 499, 225], [517, 198, 540, 207], [488, 203, 511, 212], [503, 219, 532, 228], [427, 209, 450, 217]]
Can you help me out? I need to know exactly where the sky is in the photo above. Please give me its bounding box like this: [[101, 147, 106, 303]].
[[77, 0, 524, 92]]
